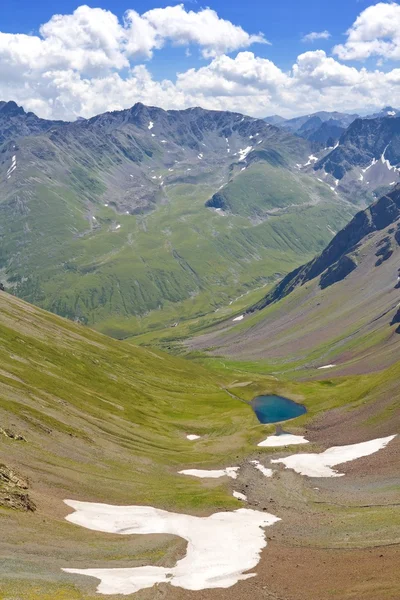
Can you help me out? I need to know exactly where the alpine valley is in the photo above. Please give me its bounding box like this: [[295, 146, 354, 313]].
[[0, 99, 399, 600]]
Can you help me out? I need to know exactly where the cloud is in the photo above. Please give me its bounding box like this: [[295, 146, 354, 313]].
[[302, 30, 331, 43], [0, 3, 267, 80], [135, 4, 268, 58], [292, 50, 362, 88], [1, 4, 400, 121], [334, 2, 400, 60]]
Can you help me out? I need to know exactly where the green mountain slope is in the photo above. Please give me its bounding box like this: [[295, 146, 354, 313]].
[[188, 187, 400, 376], [0, 102, 356, 337]]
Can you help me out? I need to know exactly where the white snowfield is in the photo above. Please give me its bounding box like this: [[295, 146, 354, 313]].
[[318, 364, 336, 369], [233, 491, 247, 501], [271, 435, 396, 477], [186, 434, 201, 441], [232, 314, 244, 322], [179, 466, 239, 479], [63, 500, 280, 595], [250, 460, 273, 477], [258, 434, 309, 448]]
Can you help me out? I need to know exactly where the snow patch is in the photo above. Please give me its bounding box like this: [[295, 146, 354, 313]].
[[179, 467, 239, 479], [304, 154, 318, 167], [186, 434, 200, 441], [318, 364, 336, 369], [63, 500, 280, 594], [7, 155, 17, 177], [362, 158, 377, 173], [148, 121, 154, 130], [271, 435, 396, 477], [238, 146, 252, 161], [250, 460, 273, 478], [232, 315, 244, 322], [258, 434, 309, 448], [233, 491, 247, 501]]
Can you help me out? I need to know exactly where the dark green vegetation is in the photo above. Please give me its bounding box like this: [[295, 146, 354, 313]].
[[0, 101, 355, 337]]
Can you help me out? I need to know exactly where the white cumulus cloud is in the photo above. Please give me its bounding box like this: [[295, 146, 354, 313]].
[[334, 2, 400, 60], [302, 30, 331, 43]]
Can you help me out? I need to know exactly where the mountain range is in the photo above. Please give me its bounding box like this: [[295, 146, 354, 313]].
[[0, 100, 353, 337], [265, 106, 400, 150]]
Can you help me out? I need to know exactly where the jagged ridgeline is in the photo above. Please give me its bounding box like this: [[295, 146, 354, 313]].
[[0, 101, 354, 336]]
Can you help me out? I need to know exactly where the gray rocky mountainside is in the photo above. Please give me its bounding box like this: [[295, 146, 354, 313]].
[[265, 111, 359, 148], [316, 115, 400, 180]]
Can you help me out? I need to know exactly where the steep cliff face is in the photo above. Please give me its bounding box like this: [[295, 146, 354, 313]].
[[251, 186, 400, 312]]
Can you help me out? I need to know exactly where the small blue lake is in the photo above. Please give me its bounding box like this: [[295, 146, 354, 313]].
[[251, 395, 306, 424]]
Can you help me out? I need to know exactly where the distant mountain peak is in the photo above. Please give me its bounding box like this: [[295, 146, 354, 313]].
[[0, 100, 25, 116]]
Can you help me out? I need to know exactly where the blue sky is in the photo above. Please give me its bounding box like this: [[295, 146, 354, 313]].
[[1, 1, 400, 119]]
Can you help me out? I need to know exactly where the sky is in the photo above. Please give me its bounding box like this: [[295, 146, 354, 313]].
[[2, 1, 400, 120]]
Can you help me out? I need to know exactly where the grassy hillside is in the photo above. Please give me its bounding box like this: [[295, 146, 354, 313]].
[[0, 292, 399, 599], [1, 169, 355, 338], [206, 161, 337, 218]]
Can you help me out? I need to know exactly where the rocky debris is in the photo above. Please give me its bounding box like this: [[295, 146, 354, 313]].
[[395, 223, 400, 246], [0, 427, 26, 441], [391, 308, 400, 333], [375, 236, 393, 266], [0, 464, 36, 512], [391, 308, 400, 325], [320, 254, 357, 289]]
